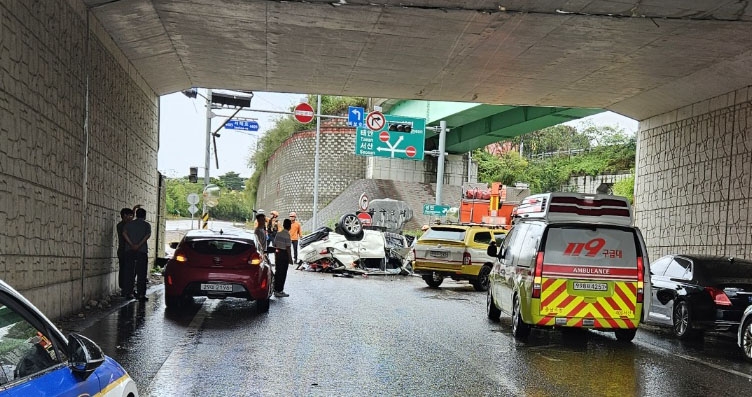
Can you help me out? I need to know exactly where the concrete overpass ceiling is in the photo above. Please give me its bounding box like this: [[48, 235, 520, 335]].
[[86, 0, 752, 120]]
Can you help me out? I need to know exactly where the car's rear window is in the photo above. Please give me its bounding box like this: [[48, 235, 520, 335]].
[[421, 228, 466, 242], [186, 239, 254, 255], [696, 260, 752, 282], [542, 225, 638, 268]]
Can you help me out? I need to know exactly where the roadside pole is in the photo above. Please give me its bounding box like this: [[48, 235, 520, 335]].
[[203, 88, 212, 216], [312, 95, 322, 229], [435, 120, 447, 205]]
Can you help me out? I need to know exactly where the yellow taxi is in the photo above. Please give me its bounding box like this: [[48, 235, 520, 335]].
[[413, 224, 506, 291]]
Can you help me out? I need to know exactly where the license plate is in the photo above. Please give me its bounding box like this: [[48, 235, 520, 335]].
[[573, 282, 608, 291], [429, 250, 448, 258], [200, 284, 233, 292]]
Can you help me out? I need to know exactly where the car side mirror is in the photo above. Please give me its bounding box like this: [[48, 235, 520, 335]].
[[169, 241, 179, 249], [486, 242, 498, 257], [67, 333, 105, 379]]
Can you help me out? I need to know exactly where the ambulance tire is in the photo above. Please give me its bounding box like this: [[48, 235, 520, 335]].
[[614, 329, 637, 342], [512, 296, 530, 339], [472, 265, 492, 292], [423, 273, 443, 288], [486, 288, 501, 322], [672, 300, 697, 339]]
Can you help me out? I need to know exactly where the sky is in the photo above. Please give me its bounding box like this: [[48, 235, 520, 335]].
[[157, 93, 639, 179]]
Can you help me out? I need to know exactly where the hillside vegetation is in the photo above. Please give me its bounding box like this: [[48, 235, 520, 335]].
[[475, 123, 636, 199]]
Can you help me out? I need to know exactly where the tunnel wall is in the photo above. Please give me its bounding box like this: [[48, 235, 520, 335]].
[[635, 86, 752, 260], [0, 1, 159, 317]]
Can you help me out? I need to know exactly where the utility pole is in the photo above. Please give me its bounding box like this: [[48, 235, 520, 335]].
[[435, 120, 447, 205], [203, 88, 212, 215], [312, 95, 322, 229]]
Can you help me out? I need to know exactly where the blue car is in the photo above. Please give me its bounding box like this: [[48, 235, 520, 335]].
[[0, 280, 138, 396]]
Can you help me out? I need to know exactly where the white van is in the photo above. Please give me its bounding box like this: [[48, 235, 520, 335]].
[[486, 192, 651, 342]]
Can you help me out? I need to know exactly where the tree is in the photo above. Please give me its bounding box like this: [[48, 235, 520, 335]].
[[613, 173, 635, 204], [474, 149, 529, 185], [476, 123, 636, 194], [219, 171, 245, 191], [512, 125, 590, 158]]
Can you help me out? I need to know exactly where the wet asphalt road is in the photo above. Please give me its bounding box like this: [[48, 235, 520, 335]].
[[73, 270, 752, 396]]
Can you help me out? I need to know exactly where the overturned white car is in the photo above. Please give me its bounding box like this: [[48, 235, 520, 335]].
[[298, 214, 413, 275]]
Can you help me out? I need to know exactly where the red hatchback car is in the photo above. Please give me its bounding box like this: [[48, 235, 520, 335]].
[[163, 228, 273, 312]]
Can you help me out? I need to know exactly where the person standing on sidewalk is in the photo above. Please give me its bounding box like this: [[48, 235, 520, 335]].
[[116, 207, 134, 298], [123, 208, 151, 301], [273, 219, 293, 297], [289, 212, 302, 268]]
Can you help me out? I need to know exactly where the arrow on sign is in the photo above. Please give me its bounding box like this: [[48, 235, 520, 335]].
[[351, 108, 361, 119], [376, 135, 405, 157], [366, 111, 385, 130]]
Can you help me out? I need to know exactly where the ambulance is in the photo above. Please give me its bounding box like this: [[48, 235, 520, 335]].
[[486, 192, 651, 342]]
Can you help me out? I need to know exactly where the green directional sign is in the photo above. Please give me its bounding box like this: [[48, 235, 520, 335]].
[[355, 115, 426, 161], [423, 204, 450, 216]]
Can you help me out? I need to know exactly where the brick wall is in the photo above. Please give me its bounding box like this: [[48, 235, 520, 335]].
[[0, 1, 159, 317], [256, 119, 368, 220], [635, 86, 752, 260], [561, 173, 632, 194]]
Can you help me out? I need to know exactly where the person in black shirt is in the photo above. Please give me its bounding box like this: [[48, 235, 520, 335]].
[[116, 208, 134, 298]]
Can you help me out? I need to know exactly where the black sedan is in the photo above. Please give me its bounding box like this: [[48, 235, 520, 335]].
[[645, 254, 752, 339]]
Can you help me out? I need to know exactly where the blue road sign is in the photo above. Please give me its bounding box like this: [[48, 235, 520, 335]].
[[348, 106, 365, 127], [224, 120, 259, 132], [423, 204, 450, 215], [355, 115, 426, 161]]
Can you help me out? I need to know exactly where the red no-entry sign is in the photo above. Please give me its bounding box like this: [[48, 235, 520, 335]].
[[293, 102, 315, 123], [357, 212, 372, 226], [379, 131, 390, 142], [405, 146, 416, 157]]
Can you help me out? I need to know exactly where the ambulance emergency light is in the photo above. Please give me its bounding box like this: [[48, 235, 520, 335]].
[[514, 192, 633, 226]]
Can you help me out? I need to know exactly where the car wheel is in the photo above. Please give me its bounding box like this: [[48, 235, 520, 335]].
[[741, 319, 752, 362], [422, 273, 443, 288], [512, 295, 530, 339], [614, 329, 637, 342], [336, 213, 363, 241], [472, 265, 492, 292], [672, 300, 694, 339], [256, 297, 270, 313], [165, 295, 181, 309], [487, 288, 501, 322]]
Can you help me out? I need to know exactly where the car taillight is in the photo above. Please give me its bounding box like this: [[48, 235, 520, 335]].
[[636, 257, 644, 303], [248, 252, 262, 266], [463, 252, 471, 265], [174, 249, 187, 263], [532, 251, 543, 298], [705, 287, 732, 306]]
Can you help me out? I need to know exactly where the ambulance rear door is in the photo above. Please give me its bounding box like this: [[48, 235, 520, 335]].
[[538, 224, 646, 328]]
